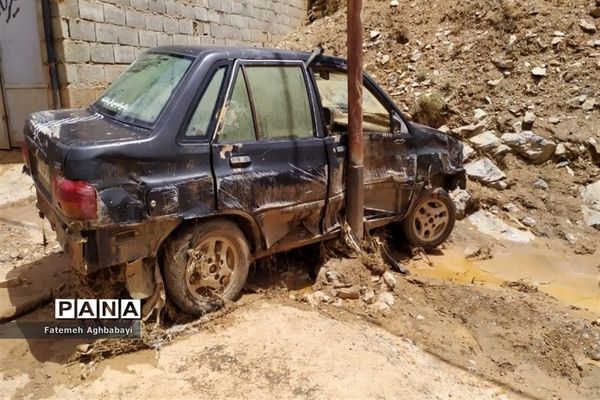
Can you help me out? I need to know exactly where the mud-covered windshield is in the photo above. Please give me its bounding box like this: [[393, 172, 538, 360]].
[[94, 53, 192, 127]]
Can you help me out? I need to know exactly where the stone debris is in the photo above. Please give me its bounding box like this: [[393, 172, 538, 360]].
[[462, 143, 476, 162], [464, 244, 493, 261], [454, 120, 488, 138], [501, 131, 557, 164], [533, 178, 549, 190], [493, 144, 511, 157], [468, 211, 535, 243], [522, 111, 536, 130], [450, 188, 472, 220], [382, 271, 397, 289], [378, 292, 395, 307], [335, 286, 361, 300], [522, 217, 537, 227], [579, 19, 597, 33], [465, 158, 506, 185], [581, 181, 600, 230], [531, 67, 547, 77], [469, 131, 501, 152]]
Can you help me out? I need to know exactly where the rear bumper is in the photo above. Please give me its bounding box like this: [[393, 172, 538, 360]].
[[37, 191, 87, 273], [36, 191, 181, 275]]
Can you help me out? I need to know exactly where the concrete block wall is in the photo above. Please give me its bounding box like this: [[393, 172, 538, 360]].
[[50, 0, 308, 108]]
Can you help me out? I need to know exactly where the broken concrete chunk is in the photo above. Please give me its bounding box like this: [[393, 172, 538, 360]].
[[450, 188, 471, 220], [501, 131, 556, 164], [469, 130, 501, 152], [465, 158, 506, 184]]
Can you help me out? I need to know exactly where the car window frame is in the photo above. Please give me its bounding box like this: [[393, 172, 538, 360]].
[[309, 65, 411, 137], [213, 59, 320, 144], [92, 50, 195, 131], [177, 60, 232, 144]]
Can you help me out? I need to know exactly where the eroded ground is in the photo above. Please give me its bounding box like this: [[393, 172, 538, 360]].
[[0, 153, 599, 400]]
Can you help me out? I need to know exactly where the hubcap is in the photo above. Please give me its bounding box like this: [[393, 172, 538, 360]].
[[412, 198, 450, 243], [185, 236, 237, 299]]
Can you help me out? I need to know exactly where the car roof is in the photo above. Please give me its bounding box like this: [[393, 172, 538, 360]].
[[151, 45, 347, 68]]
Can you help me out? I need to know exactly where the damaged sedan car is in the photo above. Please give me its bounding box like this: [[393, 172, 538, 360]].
[[22, 47, 465, 316]]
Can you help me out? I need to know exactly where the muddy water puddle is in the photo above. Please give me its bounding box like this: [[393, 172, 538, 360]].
[[414, 239, 600, 314]]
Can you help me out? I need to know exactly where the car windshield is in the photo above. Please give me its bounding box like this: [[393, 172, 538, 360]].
[[94, 52, 192, 127]]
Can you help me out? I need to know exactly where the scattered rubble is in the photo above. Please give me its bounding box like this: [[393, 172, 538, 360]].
[[450, 188, 471, 220], [465, 158, 506, 185], [501, 131, 556, 164]]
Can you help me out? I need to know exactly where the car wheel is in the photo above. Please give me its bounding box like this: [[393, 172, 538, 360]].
[[163, 219, 250, 316], [402, 188, 455, 249]]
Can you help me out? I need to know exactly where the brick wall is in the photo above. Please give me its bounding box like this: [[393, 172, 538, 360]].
[[50, 0, 307, 107]]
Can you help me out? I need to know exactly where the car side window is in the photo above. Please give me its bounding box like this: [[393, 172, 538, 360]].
[[312, 70, 391, 134], [219, 70, 256, 143], [244, 65, 314, 140], [185, 67, 226, 137]]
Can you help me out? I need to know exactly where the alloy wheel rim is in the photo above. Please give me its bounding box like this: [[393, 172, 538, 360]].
[[413, 198, 450, 243], [185, 236, 237, 299]]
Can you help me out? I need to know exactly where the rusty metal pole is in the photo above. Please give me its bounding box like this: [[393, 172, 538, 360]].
[[346, 0, 364, 239]]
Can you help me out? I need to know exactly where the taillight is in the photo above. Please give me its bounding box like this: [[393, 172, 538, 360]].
[[21, 140, 30, 168], [52, 176, 98, 220]]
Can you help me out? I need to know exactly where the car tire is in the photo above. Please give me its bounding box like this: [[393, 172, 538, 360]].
[[163, 219, 250, 316], [402, 187, 456, 249]]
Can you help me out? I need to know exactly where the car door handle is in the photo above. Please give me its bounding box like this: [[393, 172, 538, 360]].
[[333, 145, 345, 157], [229, 155, 252, 168]]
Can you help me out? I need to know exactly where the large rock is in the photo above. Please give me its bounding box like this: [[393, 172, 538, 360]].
[[468, 211, 535, 243], [501, 131, 556, 164], [465, 158, 506, 184], [580, 181, 600, 230], [469, 131, 501, 152]]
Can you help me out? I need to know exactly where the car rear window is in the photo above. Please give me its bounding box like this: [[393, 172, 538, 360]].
[[94, 52, 192, 127]]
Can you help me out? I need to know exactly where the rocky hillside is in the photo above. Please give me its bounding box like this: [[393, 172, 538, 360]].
[[280, 0, 600, 252]]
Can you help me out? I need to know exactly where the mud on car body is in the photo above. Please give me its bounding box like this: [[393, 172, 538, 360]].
[[22, 46, 465, 316]]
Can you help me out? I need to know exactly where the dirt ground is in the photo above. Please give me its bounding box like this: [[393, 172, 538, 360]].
[[0, 151, 599, 400], [1, 2, 599, 396]]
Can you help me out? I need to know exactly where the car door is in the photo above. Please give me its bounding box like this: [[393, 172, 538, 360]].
[[311, 69, 416, 229], [211, 60, 329, 249]]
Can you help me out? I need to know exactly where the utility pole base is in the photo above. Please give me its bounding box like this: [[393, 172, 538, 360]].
[[346, 164, 364, 240]]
